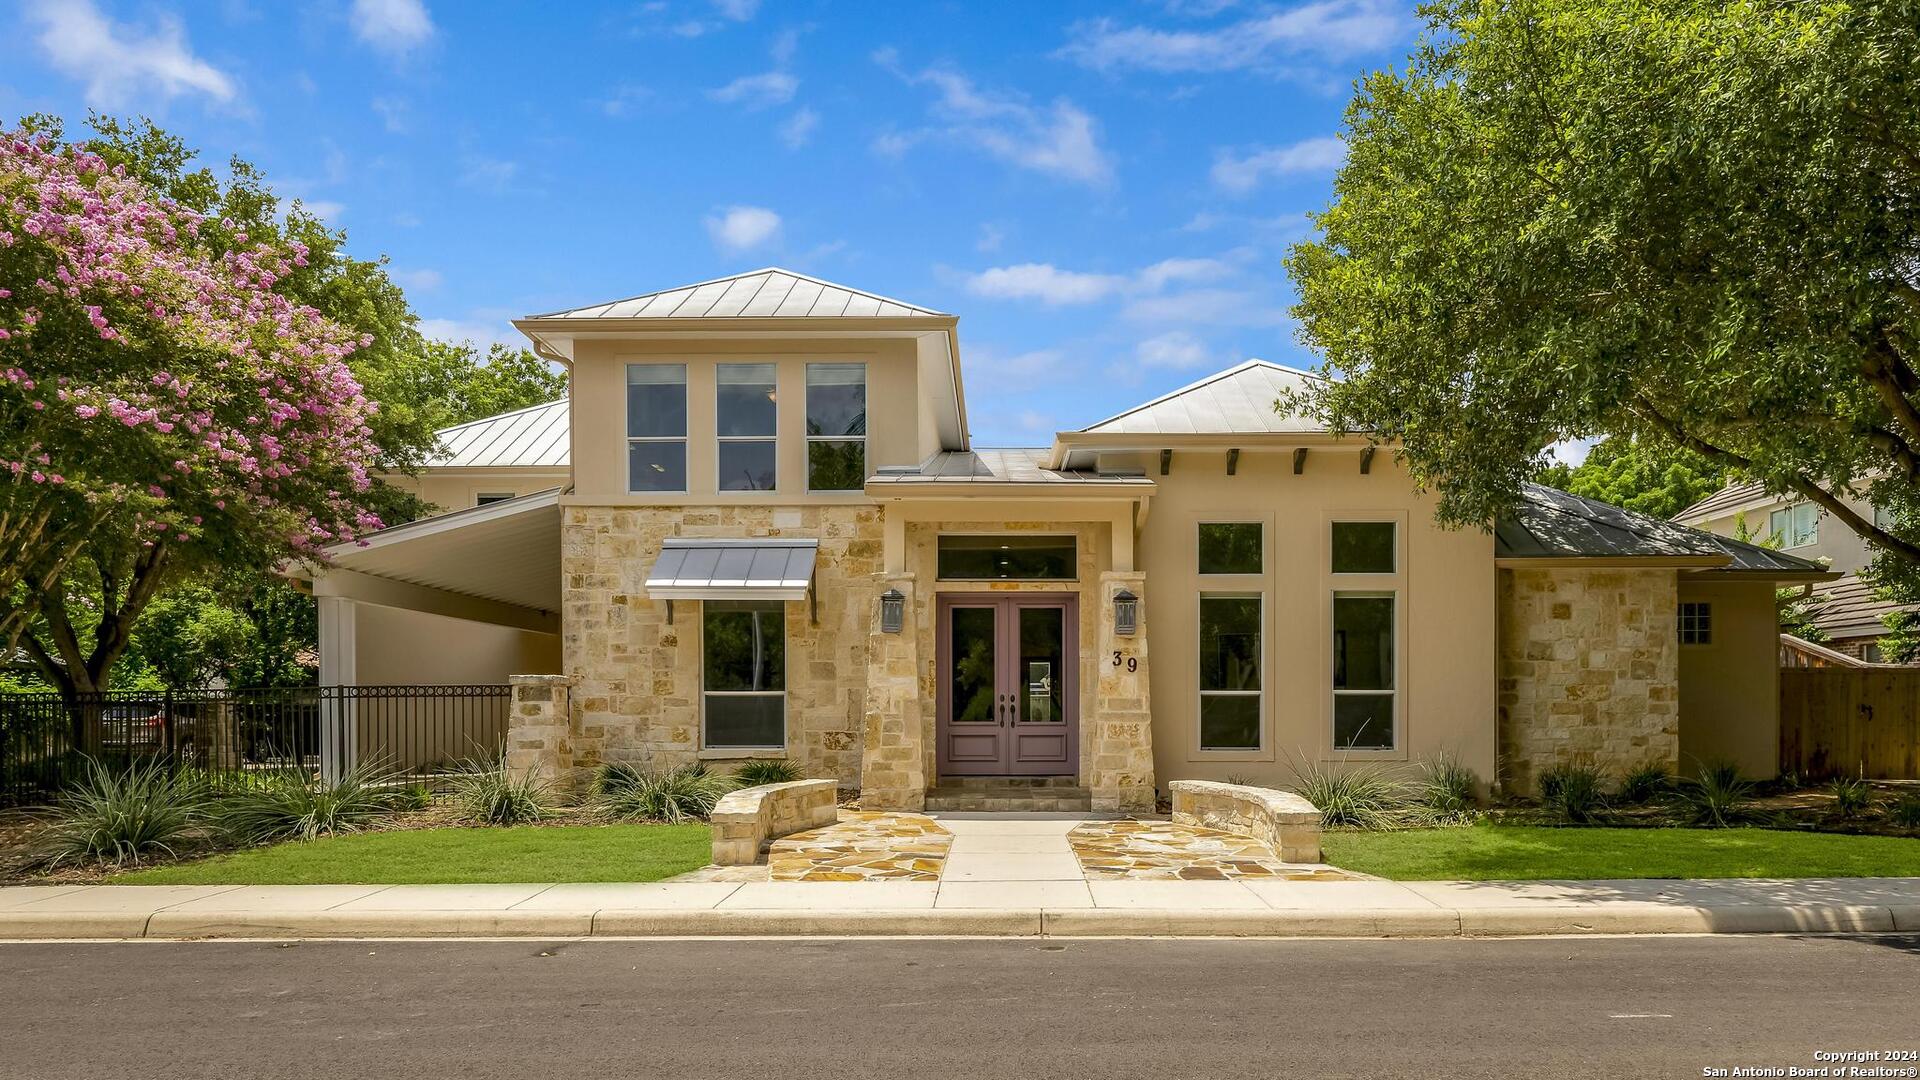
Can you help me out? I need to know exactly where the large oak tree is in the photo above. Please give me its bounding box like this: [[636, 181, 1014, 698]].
[[1286, 0, 1920, 589]]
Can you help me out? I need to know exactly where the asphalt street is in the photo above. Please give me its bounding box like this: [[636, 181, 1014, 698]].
[[3, 934, 1916, 1079]]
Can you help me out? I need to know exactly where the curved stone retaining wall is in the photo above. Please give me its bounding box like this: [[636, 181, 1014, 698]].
[[710, 779, 840, 865], [1169, 780, 1322, 863]]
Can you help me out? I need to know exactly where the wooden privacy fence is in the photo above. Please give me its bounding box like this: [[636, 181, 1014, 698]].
[[1779, 668, 1920, 779]]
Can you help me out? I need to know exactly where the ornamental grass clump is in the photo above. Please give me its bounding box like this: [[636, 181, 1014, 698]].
[[1827, 775, 1873, 820], [732, 759, 802, 787], [1676, 762, 1758, 828], [1413, 754, 1480, 825], [1294, 758, 1407, 830], [214, 761, 408, 844], [449, 755, 551, 826], [38, 756, 208, 867], [1616, 761, 1672, 806], [1537, 763, 1609, 825], [594, 762, 735, 823]]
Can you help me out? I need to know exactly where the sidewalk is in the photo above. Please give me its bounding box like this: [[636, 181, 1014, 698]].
[[5, 875, 1918, 940]]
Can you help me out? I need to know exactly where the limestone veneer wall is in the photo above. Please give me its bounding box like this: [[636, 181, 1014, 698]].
[[561, 504, 881, 790], [1497, 567, 1681, 793]]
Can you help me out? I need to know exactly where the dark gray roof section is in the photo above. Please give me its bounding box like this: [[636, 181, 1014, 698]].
[[865, 448, 1154, 487], [1802, 573, 1920, 641], [1496, 484, 1829, 575], [1675, 480, 1771, 523]]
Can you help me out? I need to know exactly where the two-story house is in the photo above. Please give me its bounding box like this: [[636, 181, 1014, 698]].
[[291, 269, 1830, 804], [1676, 483, 1913, 661]]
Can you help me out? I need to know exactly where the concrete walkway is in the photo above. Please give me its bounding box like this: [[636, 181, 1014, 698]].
[[5, 873, 1920, 940]]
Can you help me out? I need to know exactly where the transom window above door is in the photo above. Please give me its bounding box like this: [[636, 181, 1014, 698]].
[[716, 363, 777, 491], [936, 535, 1077, 580]]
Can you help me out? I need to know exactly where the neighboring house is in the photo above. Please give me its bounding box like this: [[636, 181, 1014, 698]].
[[1675, 482, 1915, 661], [289, 268, 1830, 803]]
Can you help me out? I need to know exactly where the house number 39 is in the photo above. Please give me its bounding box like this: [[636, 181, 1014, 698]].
[[1111, 652, 1139, 672]]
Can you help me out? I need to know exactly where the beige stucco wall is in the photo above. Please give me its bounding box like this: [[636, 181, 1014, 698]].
[[1678, 578, 1781, 778], [566, 338, 925, 506], [1689, 497, 1865, 574], [387, 468, 569, 514], [561, 503, 882, 789], [1116, 446, 1498, 790], [355, 603, 561, 685], [1498, 567, 1681, 792]]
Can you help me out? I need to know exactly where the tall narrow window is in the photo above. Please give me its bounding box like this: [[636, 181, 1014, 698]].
[[806, 363, 866, 490], [1333, 593, 1395, 750], [716, 363, 777, 491], [626, 364, 687, 492], [703, 600, 786, 748], [1199, 595, 1261, 750]]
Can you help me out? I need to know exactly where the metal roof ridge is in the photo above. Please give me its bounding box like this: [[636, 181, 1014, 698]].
[[520, 267, 949, 320], [1073, 358, 1326, 433]]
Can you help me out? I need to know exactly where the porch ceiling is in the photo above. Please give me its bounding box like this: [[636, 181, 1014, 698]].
[[309, 488, 563, 613]]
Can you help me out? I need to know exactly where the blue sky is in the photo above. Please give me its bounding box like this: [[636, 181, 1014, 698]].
[[4, 0, 1421, 446]]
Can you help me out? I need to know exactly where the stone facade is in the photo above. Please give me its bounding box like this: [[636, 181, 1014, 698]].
[[1168, 779, 1322, 863], [505, 674, 575, 799], [708, 778, 840, 865], [1498, 567, 1681, 793], [862, 572, 926, 810], [561, 504, 881, 790], [1092, 570, 1154, 811]]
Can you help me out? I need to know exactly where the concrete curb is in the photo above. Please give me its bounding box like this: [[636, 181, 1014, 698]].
[[1, 903, 1910, 941]]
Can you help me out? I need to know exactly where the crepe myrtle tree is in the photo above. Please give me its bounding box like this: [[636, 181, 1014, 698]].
[[0, 130, 382, 693], [1285, 0, 1920, 587]]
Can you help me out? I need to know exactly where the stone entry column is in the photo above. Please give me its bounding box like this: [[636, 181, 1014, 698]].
[[507, 674, 576, 801], [862, 573, 927, 810], [1091, 571, 1155, 812]]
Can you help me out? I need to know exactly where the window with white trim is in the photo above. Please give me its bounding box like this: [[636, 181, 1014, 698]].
[[1332, 592, 1395, 750], [1199, 595, 1262, 750], [1679, 601, 1713, 646], [716, 363, 777, 491], [626, 363, 687, 492], [702, 600, 786, 748], [805, 363, 866, 490], [1768, 502, 1818, 549]]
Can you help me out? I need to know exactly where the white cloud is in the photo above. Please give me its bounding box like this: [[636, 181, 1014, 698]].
[[297, 199, 346, 222], [1059, 0, 1408, 73], [1135, 330, 1211, 369], [350, 0, 434, 57], [393, 268, 444, 292], [1122, 288, 1290, 327], [600, 83, 654, 117], [27, 0, 237, 108], [418, 316, 517, 350], [713, 0, 760, 20], [371, 96, 409, 133], [967, 345, 1069, 381], [709, 70, 798, 109], [964, 257, 1233, 306], [876, 55, 1113, 186], [976, 224, 1005, 253], [705, 205, 782, 252], [966, 264, 1129, 306], [460, 155, 519, 193], [778, 107, 819, 149], [1212, 136, 1345, 191]]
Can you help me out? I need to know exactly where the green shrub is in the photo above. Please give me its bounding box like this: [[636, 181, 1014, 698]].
[[594, 762, 735, 823], [449, 756, 551, 826], [1294, 759, 1407, 830], [1616, 761, 1671, 805], [1892, 795, 1920, 829], [1537, 763, 1609, 824], [39, 756, 208, 867], [1414, 754, 1479, 824], [214, 762, 408, 844], [1827, 775, 1873, 820], [732, 759, 802, 787], [1676, 762, 1757, 828]]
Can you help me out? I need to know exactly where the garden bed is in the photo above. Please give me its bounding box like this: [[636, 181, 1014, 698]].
[[1322, 823, 1920, 880]]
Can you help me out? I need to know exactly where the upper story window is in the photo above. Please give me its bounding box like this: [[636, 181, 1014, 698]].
[[716, 363, 777, 491], [1198, 522, 1262, 575], [1769, 502, 1818, 549], [626, 363, 687, 493], [806, 363, 866, 491]]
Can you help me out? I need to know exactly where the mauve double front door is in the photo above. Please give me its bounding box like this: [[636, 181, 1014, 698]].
[[935, 594, 1078, 777]]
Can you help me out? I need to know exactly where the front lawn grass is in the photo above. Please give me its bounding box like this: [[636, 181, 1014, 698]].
[[1322, 823, 1920, 880], [114, 823, 712, 885]]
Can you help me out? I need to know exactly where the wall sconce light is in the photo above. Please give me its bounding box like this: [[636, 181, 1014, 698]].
[[1113, 588, 1139, 636], [880, 588, 905, 634]]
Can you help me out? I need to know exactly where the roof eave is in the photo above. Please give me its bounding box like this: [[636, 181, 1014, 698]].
[[509, 315, 960, 335], [1494, 555, 1733, 569]]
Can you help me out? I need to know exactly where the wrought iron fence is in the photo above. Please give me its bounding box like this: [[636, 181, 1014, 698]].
[[0, 684, 511, 806]]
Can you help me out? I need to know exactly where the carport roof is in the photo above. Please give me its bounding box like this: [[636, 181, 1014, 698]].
[[301, 488, 563, 613]]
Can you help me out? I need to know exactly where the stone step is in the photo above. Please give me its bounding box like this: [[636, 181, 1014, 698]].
[[924, 780, 1093, 813]]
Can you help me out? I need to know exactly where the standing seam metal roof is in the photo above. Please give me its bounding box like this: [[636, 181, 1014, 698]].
[[1497, 484, 1829, 573], [429, 398, 570, 468], [1076, 359, 1327, 436], [522, 268, 949, 321]]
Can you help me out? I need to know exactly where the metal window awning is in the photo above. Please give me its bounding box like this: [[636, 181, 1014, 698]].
[[644, 538, 819, 600]]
